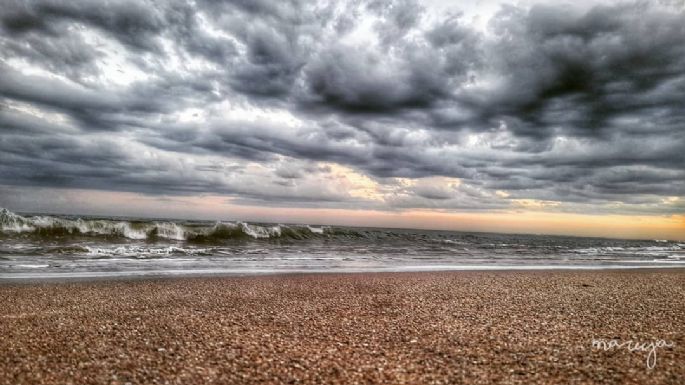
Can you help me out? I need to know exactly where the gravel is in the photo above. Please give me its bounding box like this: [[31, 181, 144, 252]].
[[1, 269, 684, 384]]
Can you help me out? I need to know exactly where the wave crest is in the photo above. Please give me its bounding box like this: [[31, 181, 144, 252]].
[[0, 208, 332, 242]]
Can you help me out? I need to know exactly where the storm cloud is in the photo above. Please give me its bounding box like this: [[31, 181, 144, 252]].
[[1, 0, 684, 215]]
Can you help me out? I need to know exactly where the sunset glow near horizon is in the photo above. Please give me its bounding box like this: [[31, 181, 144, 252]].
[[1, 0, 684, 241]]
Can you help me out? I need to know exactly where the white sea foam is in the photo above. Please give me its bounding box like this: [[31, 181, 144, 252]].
[[240, 222, 281, 238], [83, 245, 213, 257], [153, 222, 187, 240], [307, 225, 324, 234]]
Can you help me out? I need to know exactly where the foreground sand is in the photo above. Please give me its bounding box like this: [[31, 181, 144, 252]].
[[1, 269, 683, 384]]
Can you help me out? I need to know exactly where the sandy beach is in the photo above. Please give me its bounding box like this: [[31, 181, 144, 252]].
[[1, 269, 683, 384]]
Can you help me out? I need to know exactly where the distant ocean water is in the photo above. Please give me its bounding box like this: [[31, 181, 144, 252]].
[[1, 207, 684, 279]]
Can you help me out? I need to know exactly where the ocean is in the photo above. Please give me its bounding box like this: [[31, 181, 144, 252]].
[[1, 207, 683, 279]]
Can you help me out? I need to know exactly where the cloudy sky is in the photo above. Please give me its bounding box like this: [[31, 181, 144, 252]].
[[1, 0, 684, 239]]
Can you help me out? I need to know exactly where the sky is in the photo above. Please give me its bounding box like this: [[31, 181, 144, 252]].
[[0, 0, 684, 240]]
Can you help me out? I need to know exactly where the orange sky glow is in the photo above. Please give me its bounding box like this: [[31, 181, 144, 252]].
[[8, 188, 683, 241]]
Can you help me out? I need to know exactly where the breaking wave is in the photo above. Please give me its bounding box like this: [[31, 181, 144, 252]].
[[0, 208, 330, 242]]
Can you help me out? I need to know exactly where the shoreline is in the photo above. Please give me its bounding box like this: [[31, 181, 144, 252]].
[[2, 269, 684, 384], [2, 265, 684, 284]]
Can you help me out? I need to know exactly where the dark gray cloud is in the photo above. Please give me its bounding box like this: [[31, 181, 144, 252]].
[[1, 0, 684, 215], [468, 3, 685, 139], [2, 0, 167, 52]]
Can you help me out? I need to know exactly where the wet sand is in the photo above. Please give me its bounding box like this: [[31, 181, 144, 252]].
[[1, 269, 684, 384]]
